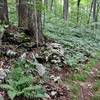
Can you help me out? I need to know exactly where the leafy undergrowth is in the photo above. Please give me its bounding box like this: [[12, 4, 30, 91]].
[[92, 68, 100, 100], [44, 14, 100, 68], [0, 60, 45, 100], [64, 51, 100, 100], [0, 42, 71, 100]]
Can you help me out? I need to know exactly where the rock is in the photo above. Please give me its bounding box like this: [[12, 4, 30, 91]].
[[37, 43, 65, 64], [54, 76, 60, 82], [36, 63, 45, 76], [47, 43, 64, 56], [6, 50, 17, 57], [20, 53, 27, 61], [0, 68, 6, 80], [0, 94, 4, 100], [50, 75, 61, 82], [51, 91, 57, 96], [50, 75, 55, 79]]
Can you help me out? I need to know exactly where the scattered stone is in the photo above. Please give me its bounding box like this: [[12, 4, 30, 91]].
[[36, 63, 45, 76], [6, 50, 17, 57], [36, 43, 65, 64], [54, 76, 60, 82], [0, 94, 4, 100], [43, 79, 71, 100], [50, 75, 61, 82], [20, 53, 27, 61], [0, 68, 7, 80], [51, 91, 57, 96]]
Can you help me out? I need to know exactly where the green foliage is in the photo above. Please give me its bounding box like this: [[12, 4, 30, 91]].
[[44, 15, 100, 68], [92, 80, 100, 92], [8, 0, 17, 24], [0, 25, 5, 33], [0, 60, 45, 100], [92, 93, 100, 100]]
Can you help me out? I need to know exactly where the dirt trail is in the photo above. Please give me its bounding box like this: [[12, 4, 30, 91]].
[[78, 63, 100, 100]]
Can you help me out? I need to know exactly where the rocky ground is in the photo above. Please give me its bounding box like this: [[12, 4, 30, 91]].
[[0, 26, 71, 100], [0, 26, 100, 100]]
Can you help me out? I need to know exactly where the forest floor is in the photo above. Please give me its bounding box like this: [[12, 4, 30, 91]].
[[0, 26, 100, 100], [0, 43, 71, 100]]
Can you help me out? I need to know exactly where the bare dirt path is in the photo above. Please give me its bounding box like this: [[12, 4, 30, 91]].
[[78, 63, 100, 100]]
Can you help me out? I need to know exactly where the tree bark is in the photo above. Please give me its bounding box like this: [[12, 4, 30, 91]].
[[95, 2, 100, 23], [28, 0, 44, 46], [87, 0, 94, 24], [93, 0, 97, 22], [44, 0, 48, 10], [16, 0, 28, 28], [50, 0, 54, 11], [0, 0, 9, 24], [63, 0, 69, 21], [77, 0, 81, 25]]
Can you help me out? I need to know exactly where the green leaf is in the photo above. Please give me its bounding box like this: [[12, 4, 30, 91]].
[[8, 90, 17, 100], [34, 93, 45, 98], [0, 84, 14, 91]]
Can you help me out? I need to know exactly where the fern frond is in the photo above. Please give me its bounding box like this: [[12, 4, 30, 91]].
[[8, 90, 17, 100], [17, 76, 33, 86], [22, 85, 45, 98], [0, 84, 14, 91]]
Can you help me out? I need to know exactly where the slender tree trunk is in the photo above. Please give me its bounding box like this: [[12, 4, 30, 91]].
[[95, 3, 100, 22], [44, 0, 48, 10], [16, 0, 28, 28], [63, 0, 69, 21], [49, 0, 54, 11], [0, 0, 9, 24], [95, 2, 100, 28], [77, 0, 81, 25], [93, 0, 97, 22], [87, 0, 94, 24], [91, 0, 97, 29]]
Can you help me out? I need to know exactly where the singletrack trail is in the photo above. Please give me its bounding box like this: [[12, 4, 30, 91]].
[[78, 63, 100, 100]]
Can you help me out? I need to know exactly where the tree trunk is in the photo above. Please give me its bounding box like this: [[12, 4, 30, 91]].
[[50, 0, 54, 11], [95, 2, 100, 23], [0, 0, 9, 24], [63, 0, 69, 21], [28, 0, 44, 46], [77, 0, 81, 25], [87, 0, 94, 24], [93, 0, 97, 22], [44, 0, 48, 10], [16, 0, 28, 28]]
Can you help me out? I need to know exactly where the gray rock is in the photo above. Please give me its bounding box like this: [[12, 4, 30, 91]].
[[20, 53, 27, 61], [38, 43, 65, 64], [36, 63, 45, 76], [0, 94, 4, 100], [7, 50, 17, 57], [0, 68, 7, 80]]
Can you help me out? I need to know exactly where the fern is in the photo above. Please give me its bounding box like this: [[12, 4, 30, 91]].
[[0, 60, 45, 100], [0, 84, 15, 91]]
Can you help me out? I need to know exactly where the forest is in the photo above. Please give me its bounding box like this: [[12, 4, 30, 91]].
[[0, 0, 100, 100]]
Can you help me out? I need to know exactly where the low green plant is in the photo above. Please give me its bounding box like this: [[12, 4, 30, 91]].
[[92, 80, 100, 92], [0, 61, 45, 100], [44, 15, 100, 68], [92, 93, 100, 100]]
